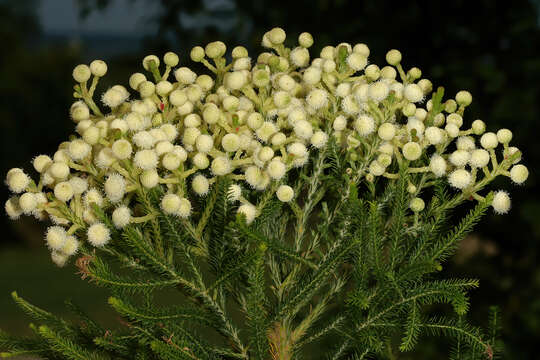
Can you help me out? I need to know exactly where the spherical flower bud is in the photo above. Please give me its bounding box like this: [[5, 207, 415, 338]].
[[129, 73, 146, 90], [160, 193, 181, 215], [81, 126, 99, 145], [273, 91, 291, 108], [287, 142, 308, 158], [290, 47, 310, 67], [347, 53, 368, 71], [225, 71, 247, 90], [19, 192, 37, 214], [446, 114, 463, 129], [333, 115, 347, 131], [354, 115, 375, 136], [378, 142, 394, 155], [83, 188, 104, 207], [102, 87, 127, 108], [449, 150, 470, 167], [227, 184, 242, 202], [138, 81, 155, 98], [51, 252, 68, 267], [68, 139, 91, 161], [140, 169, 159, 188], [409, 197, 425, 212], [256, 121, 278, 142], [311, 131, 329, 148], [72, 64, 91, 83], [402, 142, 422, 161], [271, 133, 286, 146], [5, 197, 22, 220], [60, 235, 79, 256], [430, 154, 447, 177], [258, 147, 274, 162], [448, 169, 472, 189], [125, 112, 144, 131], [112, 139, 133, 160], [211, 157, 232, 176], [174, 198, 191, 218], [193, 134, 212, 154], [142, 55, 160, 71], [381, 66, 397, 80], [336, 83, 351, 98], [497, 129, 512, 144], [252, 69, 270, 87], [402, 103, 416, 117], [54, 181, 74, 202], [423, 127, 442, 145], [155, 141, 174, 156], [268, 27, 286, 44], [456, 136, 475, 151], [104, 174, 126, 203], [238, 203, 257, 224], [471, 119, 486, 135], [385, 49, 402, 65], [353, 43, 370, 57], [33, 155, 52, 173], [276, 185, 294, 202], [205, 41, 226, 59], [445, 123, 460, 138], [368, 81, 389, 102], [68, 177, 88, 195], [192, 153, 209, 169], [90, 60, 107, 77], [377, 153, 392, 167], [189, 174, 209, 196], [134, 149, 158, 170], [298, 32, 314, 48], [163, 51, 179, 67], [480, 132, 498, 149], [156, 80, 173, 96], [404, 84, 424, 103], [369, 161, 386, 176], [510, 164, 528, 184], [377, 123, 395, 141], [190, 46, 205, 62], [71, 103, 90, 122], [267, 159, 286, 180], [455, 90, 472, 106], [303, 67, 322, 85], [293, 120, 313, 140], [469, 149, 490, 168], [6, 169, 30, 193], [492, 190, 511, 214], [46, 226, 67, 250], [219, 133, 239, 152], [222, 95, 239, 111], [87, 223, 111, 247]]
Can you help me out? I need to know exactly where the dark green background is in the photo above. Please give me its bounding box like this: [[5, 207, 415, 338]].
[[1, 0, 539, 358]]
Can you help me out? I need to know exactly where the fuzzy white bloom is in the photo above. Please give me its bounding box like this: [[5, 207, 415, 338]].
[[177, 198, 192, 218], [456, 136, 475, 151], [222, 133, 241, 152], [276, 185, 294, 202], [69, 176, 88, 195], [33, 155, 52, 173], [175, 67, 197, 84], [430, 154, 447, 177], [46, 226, 67, 250], [303, 67, 321, 85], [492, 190, 511, 214], [456, 90, 472, 106], [134, 149, 158, 170], [447, 113, 463, 128], [445, 123, 460, 138], [448, 169, 472, 189], [469, 149, 490, 168], [211, 157, 232, 176], [404, 84, 424, 103], [237, 203, 257, 224], [480, 132, 498, 149], [347, 53, 368, 71], [83, 188, 104, 207], [267, 159, 286, 180], [227, 184, 242, 202], [291, 47, 310, 67], [61, 235, 80, 256], [256, 122, 278, 142], [425, 127, 444, 145], [333, 115, 347, 131], [112, 206, 131, 228], [288, 142, 308, 158], [368, 81, 389, 102], [497, 129, 512, 144], [192, 174, 210, 195], [193, 153, 210, 169], [378, 123, 396, 141], [102, 87, 128, 108], [104, 173, 126, 203], [369, 161, 386, 176], [472, 119, 486, 135], [510, 164, 529, 184], [112, 139, 133, 160], [306, 89, 328, 109], [402, 142, 422, 161], [6, 169, 30, 193], [195, 134, 214, 153], [449, 150, 471, 167], [19, 192, 37, 214], [54, 181, 74, 202], [140, 169, 159, 188], [161, 194, 181, 214], [68, 139, 91, 160], [354, 115, 375, 136], [133, 131, 156, 149], [311, 131, 328, 148], [87, 223, 111, 247], [5, 197, 22, 220], [294, 120, 314, 140]]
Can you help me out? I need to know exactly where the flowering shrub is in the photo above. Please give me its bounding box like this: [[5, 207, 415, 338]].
[[2, 28, 529, 359]]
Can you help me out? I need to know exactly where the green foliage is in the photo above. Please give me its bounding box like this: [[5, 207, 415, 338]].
[[1, 147, 499, 359]]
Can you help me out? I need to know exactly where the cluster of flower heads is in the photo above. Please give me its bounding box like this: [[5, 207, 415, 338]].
[[4, 28, 529, 266]]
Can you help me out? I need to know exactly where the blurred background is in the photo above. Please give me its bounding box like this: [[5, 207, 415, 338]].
[[1, 0, 540, 358]]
